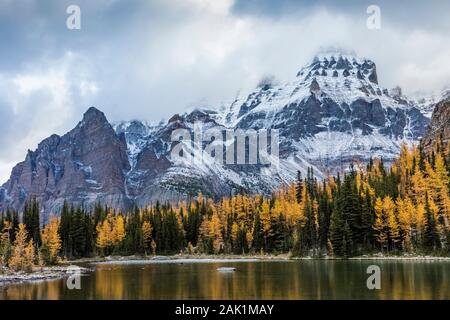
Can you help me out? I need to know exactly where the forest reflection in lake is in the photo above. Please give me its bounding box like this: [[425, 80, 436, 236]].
[[1, 260, 449, 300]]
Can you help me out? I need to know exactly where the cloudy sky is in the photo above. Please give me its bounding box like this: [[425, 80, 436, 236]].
[[1, 0, 450, 183]]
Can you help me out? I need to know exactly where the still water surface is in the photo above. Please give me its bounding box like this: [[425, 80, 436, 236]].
[[1, 260, 449, 300]]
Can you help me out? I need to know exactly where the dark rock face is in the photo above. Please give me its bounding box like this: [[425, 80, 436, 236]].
[[0, 107, 130, 221], [421, 99, 450, 152], [236, 94, 427, 143]]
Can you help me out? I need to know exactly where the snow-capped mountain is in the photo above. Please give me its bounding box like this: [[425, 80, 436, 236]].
[[214, 52, 429, 173], [0, 52, 433, 217]]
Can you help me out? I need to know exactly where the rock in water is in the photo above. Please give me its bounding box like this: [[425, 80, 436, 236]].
[[217, 267, 236, 272]]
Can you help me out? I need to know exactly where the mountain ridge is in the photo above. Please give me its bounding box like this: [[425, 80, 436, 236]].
[[0, 52, 435, 218]]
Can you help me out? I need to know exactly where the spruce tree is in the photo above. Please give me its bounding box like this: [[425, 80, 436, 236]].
[[360, 188, 374, 250], [23, 197, 41, 246], [273, 213, 290, 252], [318, 186, 331, 251], [70, 207, 87, 258], [340, 174, 361, 252], [252, 211, 264, 252], [329, 191, 348, 257], [295, 171, 303, 203], [59, 201, 71, 258], [423, 195, 439, 251], [125, 206, 143, 254]]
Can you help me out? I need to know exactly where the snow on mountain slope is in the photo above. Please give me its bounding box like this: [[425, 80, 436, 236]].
[[210, 52, 430, 175], [219, 52, 381, 126], [114, 120, 162, 169], [412, 88, 450, 118]]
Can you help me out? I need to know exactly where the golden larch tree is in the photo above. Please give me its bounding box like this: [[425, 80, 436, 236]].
[[9, 224, 35, 272], [142, 221, 153, 255], [41, 216, 62, 264]]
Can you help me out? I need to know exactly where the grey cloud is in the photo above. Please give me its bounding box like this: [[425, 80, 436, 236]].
[[232, 0, 450, 34]]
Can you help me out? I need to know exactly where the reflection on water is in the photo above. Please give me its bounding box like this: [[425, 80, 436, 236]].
[[1, 260, 449, 300]]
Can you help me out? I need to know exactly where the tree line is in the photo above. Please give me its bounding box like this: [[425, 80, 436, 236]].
[[0, 141, 449, 271]]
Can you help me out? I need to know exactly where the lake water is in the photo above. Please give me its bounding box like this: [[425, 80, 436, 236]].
[[1, 260, 449, 300]]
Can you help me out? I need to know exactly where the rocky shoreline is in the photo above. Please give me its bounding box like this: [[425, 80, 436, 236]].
[[0, 265, 91, 286], [69, 253, 450, 264]]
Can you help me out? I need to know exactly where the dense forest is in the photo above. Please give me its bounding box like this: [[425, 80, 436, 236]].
[[0, 141, 449, 271]]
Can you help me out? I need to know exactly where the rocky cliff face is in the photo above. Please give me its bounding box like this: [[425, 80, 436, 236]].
[[421, 98, 450, 153], [0, 52, 433, 216], [0, 107, 131, 220]]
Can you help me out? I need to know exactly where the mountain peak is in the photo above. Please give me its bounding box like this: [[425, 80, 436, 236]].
[[81, 106, 108, 124], [83, 106, 104, 118], [314, 49, 360, 63], [297, 51, 378, 84]]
